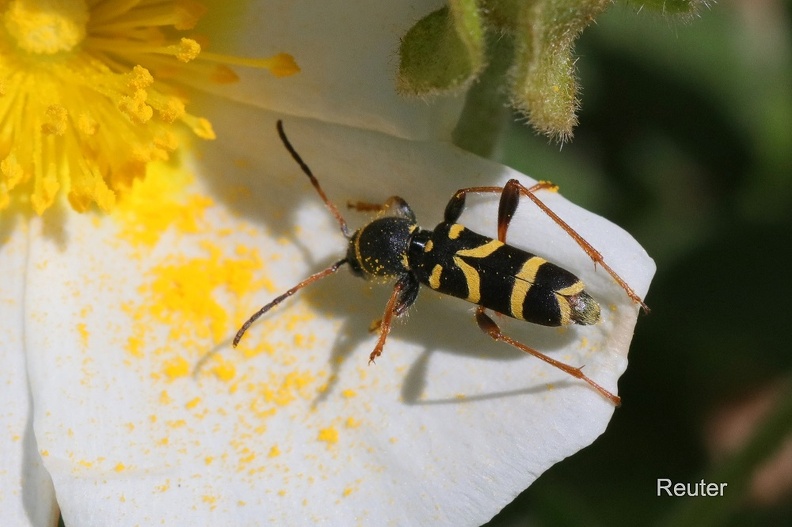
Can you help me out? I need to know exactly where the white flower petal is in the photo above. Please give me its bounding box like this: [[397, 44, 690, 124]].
[[25, 108, 653, 526], [0, 221, 58, 526], [196, 0, 464, 140]]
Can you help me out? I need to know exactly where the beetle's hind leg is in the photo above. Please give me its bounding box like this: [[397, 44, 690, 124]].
[[445, 180, 648, 312], [500, 179, 648, 312], [474, 307, 621, 406], [444, 181, 562, 242]]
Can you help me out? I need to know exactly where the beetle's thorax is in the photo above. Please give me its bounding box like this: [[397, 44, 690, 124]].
[[347, 217, 418, 278]]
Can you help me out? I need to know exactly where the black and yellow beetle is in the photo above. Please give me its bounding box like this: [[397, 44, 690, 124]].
[[234, 121, 648, 406]]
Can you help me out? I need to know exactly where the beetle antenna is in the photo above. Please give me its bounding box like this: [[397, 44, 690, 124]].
[[233, 258, 348, 347], [277, 120, 351, 238]]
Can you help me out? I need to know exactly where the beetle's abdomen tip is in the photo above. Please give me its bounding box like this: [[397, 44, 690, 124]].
[[568, 291, 601, 325]]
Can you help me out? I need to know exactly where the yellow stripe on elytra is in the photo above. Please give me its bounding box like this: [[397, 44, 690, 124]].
[[448, 224, 465, 239], [555, 279, 585, 325], [556, 293, 573, 325], [429, 264, 443, 290], [556, 281, 585, 297], [424, 240, 434, 252], [515, 256, 546, 281], [455, 239, 503, 259], [452, 256, 481, 303], [510, 281, 530, 320], [510, 256, 546, 320]]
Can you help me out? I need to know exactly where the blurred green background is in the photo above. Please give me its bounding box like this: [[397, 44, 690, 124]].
[[482, 1, 792, 526]]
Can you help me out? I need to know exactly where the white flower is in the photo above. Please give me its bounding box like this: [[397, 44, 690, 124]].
[[0, 1, 655, 525]]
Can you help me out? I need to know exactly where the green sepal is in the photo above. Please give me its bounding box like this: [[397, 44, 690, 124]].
[[399, 0, 708, 141], [397, 0, 485, 95], [620, 0, 710, 19], [507, 0, 610, 141]]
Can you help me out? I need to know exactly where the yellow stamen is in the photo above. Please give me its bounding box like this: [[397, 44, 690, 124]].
[[4, 0, 88, 54], [199, 51, 301, 78], [0, 0, 298, 214], [170, 37, 201, 63]]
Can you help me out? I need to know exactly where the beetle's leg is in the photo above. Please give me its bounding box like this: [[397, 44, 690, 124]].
[[368, 273, 420, 364], [444, 182, 555, 231], [446, 182, 569, 246], [474, 307, 621, 406], [444, 185, 503, 223], [496, 181, 558, 243], [501, 179, 648, 312], [348, 196, 416, 222], [445, 180, 648, 312]]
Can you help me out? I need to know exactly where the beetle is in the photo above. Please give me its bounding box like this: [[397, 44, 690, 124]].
[[234, 121, 648, 406]]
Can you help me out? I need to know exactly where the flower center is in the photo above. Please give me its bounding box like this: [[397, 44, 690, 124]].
[[3, 0, 88, 54], [0, 0, 298, 215]]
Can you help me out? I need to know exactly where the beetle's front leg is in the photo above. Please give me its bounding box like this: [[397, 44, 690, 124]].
[[368, 273, 420, 364]]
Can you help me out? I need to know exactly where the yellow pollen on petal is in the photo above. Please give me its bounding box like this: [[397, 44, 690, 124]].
[[0, 0, 299, 215], [317, 426, 339, 445], [163, 356, 190, 379]]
